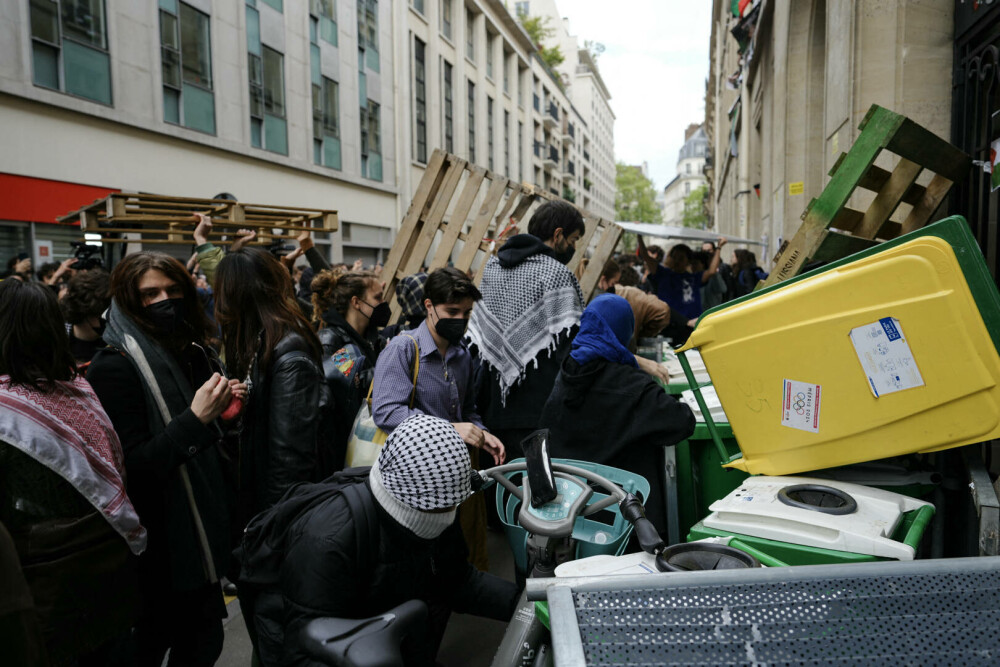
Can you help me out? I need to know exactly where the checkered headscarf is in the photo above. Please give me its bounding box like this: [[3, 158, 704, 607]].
[[396, 272, 429, 323], [375, 414, 471, 511]]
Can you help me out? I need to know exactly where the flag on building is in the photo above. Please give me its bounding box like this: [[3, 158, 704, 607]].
[[992, 139, 1000, 192]]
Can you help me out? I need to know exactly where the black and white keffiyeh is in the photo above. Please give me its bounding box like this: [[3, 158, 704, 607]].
[[374, 414, 471, 511], [467, 253, 584, 403]]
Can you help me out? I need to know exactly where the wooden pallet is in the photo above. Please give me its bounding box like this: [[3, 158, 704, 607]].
[[382, 149, 621, 322], [57, 192, 338, 246], [763, 104, 972, 288]]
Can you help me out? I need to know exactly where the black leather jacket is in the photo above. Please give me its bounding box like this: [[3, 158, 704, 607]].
[[238, 331, 322, 527]]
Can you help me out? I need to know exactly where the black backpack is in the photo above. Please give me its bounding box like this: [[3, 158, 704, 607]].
[[234, 467, 379, 587]]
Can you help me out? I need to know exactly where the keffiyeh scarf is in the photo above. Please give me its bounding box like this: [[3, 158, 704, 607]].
[[0, 375, 147, 554], [467, 254, 584, 404]]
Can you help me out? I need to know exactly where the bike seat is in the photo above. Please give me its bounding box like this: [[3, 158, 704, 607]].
[[299, 599, 429, 667]]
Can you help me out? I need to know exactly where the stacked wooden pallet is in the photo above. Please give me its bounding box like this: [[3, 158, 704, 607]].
[[383, 149, 621, 321], [764, 104, 971, 288], [57, 192, 338, 246]]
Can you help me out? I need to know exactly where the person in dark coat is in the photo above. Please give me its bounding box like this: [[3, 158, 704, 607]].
[[467, 200, 587, 460], [214, 247, 323, 526], [244, 414, 519, 667], [540, 294, 695, 536], [88, 251, 243, 667], [309, 268, 388, 474]]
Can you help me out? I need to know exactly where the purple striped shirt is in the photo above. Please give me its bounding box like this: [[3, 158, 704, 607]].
[[371, 320, 485, 432]]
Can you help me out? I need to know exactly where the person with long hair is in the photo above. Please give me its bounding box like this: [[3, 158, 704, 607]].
[[214, 247, 323, 659], [87, 251, 241, 667], [310, 268, 388, 473], [0, 279, 146, 666], [214, 247, 323, 523]]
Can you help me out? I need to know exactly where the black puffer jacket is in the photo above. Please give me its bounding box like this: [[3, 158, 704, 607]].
[[253, 482, 518, 667], [238, 331, 322, 527], [540, 356, 696, 535], [316, 307, 383, 475]]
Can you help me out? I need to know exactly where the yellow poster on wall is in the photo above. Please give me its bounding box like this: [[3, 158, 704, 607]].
[[789, 182, 805, 196]]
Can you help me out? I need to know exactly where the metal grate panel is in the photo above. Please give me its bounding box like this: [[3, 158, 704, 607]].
[[560, 566, 1000, 665]]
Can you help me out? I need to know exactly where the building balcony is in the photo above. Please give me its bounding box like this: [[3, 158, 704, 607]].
[[543, 103, 559, 129], [583, 149, 590, 162], [543, 146, 558, 170], [562, 161, 575, 178]]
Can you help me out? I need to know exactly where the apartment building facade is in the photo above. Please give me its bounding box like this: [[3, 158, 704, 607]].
[[395, 0, 615, 222], [0, 0, 616, 266], [0, 0, 403, 266]]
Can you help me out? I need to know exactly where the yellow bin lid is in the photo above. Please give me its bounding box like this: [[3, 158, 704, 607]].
[[678, 235, 1000, 475]]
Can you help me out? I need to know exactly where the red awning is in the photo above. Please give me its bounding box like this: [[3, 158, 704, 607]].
[[0, 173, 118, 225]]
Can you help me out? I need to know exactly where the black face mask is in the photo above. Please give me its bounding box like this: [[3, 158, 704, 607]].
[[433, 309, 469, 346], [144, 298, 188, 335], [554, 248, 575, 265], [363, 300, 391, 329]]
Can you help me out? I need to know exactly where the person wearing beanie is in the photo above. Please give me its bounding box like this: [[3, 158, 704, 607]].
[[540, 294, 696, 536], [251, 414, 518, 666]]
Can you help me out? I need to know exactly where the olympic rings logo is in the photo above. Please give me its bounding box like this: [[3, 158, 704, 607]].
[[792, 392, 807, 414]]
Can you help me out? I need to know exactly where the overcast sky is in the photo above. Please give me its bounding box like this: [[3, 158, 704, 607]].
[[557, 1, 713, 193]]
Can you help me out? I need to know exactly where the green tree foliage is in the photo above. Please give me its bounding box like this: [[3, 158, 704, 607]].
[[518, 13, 565, 68], [681, 184, 710, 229], [615, 162, 660, 252], [615, 162, 661, 223]]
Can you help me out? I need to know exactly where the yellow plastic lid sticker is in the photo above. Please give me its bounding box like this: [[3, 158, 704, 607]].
[[848, 317, 925, 398], [781, 380, 822, 433]]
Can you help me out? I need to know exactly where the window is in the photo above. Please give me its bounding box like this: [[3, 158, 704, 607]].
[[247, 29, 287, 155], [443, 60, 453, 152], [310, 0, 337, 46], [503, 53, 510, 94], [685, 162, 691, 174], [504, 110, 510, 176], [517, 67, 524, 107], [465, 8, 474, 62], [361, 99, 381, 180], [413, 37, 427, 163], [440, 0, 451, 39], [684, 182, 690, 195], [487, 96, 494, 170], [261, 0, 282, 10], [411, 0, 424, 14], [29, 0, 112, 105], [159, 2, 215, 134], [313, 77, 341, 169], [518, 120, 523, 181], [467, 79, 475, 164], [357, 0, 379, 72], [514, 1, 529, 17], [485, 34, 493, 79]]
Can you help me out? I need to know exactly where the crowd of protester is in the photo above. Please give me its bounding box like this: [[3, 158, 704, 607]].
[[0, 202, 765, 665]]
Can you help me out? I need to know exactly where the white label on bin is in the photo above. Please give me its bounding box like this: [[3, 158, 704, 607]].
[[848, 317, 924, 398], [781, 379, 821, 433]]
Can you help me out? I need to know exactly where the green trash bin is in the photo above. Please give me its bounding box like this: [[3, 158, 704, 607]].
[[687, 476, 936, 565], [674, 421, 749, 541]]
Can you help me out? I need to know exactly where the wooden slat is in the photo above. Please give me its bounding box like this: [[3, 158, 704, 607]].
[[854, 158, 923, 239], [900, 173, 953, 235], [428, 168, 489, 269], [811, 230, 880, 264], [855, 162, 927, 207], [381, 150, 449, 300], [399, 158, 467, 278], [451, 176, 509, 272], [578, 223, 623, 297], [886, 116, 972, 183]]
